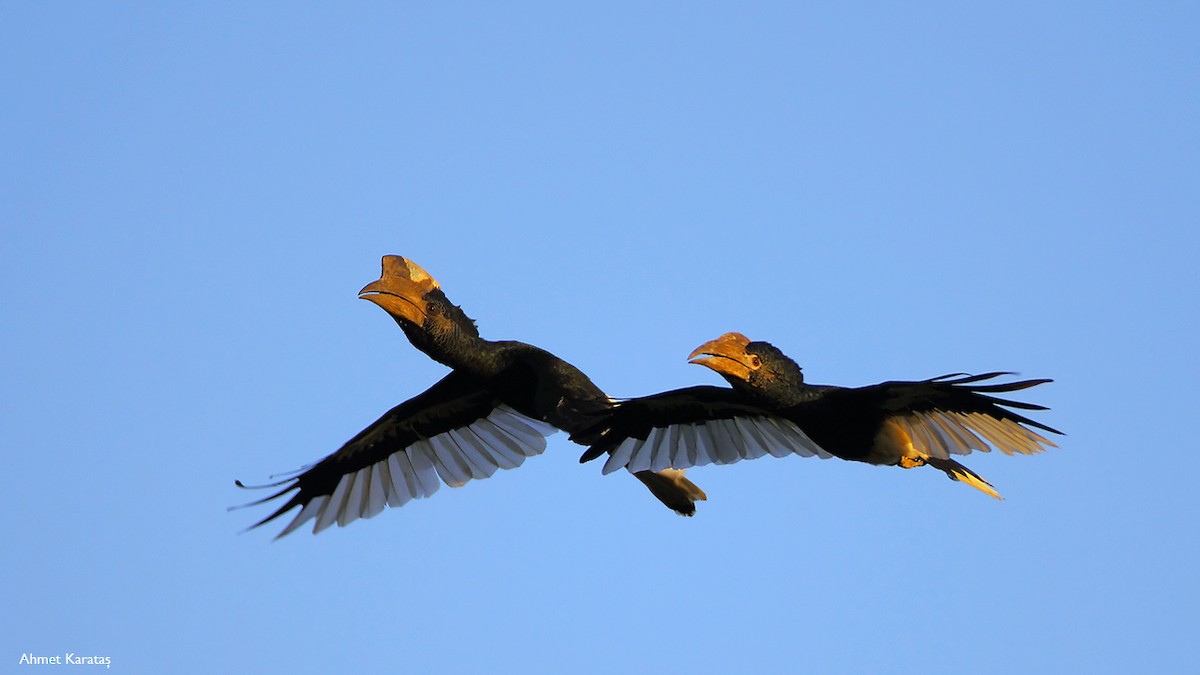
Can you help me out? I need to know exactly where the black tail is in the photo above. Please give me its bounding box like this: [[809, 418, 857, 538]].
[[632, 469, 707, 516], [924, 456, 1003, 499]]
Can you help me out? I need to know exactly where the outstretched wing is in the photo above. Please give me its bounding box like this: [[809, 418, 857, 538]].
[[236, 371, 557, 538], [795, 372, 1062, 460], [576, 386, 831, 473]]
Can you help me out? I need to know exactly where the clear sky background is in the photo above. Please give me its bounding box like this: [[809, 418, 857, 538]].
[[3, 3, 1197, 673]]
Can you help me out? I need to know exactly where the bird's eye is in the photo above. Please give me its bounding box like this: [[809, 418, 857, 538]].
[[749, 355, 762, 368]]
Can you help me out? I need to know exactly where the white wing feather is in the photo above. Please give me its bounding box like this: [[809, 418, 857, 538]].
[[600, 415, 830, 473], [280, 405, 555, 536]]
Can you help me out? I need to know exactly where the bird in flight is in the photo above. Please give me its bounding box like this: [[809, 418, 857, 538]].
[[578, 332, 1061, 499], [236, 257, 705, 538]]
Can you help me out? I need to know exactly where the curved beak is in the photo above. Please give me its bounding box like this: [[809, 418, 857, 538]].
[[358, 255, 439, 326], [688, 332, 754, 381]]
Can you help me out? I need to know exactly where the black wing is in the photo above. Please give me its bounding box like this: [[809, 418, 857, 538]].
[[787, 373, 1063, 460], [236, 371, 557, 538], [575, 386, 831, 473]]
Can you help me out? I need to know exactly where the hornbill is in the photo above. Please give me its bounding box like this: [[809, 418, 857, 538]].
[[236, 257, 705, 537], [578, 332, 1061, 499]]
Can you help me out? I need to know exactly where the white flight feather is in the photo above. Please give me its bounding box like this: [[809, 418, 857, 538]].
[[280, 406, 556, 536]]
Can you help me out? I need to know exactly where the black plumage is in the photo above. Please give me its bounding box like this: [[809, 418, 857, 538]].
[[578, 332, 1061, 499], [236, 257, 705, 537]]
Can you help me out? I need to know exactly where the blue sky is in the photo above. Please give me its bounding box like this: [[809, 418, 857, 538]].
[[3, 3, 1197, 673]]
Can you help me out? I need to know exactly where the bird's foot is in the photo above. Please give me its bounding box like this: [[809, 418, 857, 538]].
[[899, 456, 926, 469]]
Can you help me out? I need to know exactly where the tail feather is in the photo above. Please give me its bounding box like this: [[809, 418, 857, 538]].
[[632, 469, 707, 516], [924, 456, 1003, 500]]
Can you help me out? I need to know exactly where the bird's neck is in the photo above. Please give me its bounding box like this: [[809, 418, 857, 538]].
[[731, 377, 817, 409], [414, 323, 513, 379]]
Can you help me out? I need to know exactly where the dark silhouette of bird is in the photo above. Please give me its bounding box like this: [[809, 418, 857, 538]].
[[236, 257, 705, 537], [578, 332, 1060, 499]]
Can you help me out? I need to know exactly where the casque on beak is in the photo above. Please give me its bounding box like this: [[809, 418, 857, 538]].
[[688, 332, 756, 382], [358, 255, 439, 326]]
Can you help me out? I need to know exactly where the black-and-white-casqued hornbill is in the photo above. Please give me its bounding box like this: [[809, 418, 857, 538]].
[[577, 332, 1060, 499], [237, 257, 705, 537]]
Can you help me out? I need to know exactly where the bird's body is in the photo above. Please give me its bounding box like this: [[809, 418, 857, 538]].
[[579, 332, 1061, 499], [359, 259, 613, 433], [237, 257, 704, 538]]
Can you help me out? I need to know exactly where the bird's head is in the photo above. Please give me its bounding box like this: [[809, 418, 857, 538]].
[[688, 332, 805, 400], [358, 255, 481, 352], [358, 256, 441, 328]]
